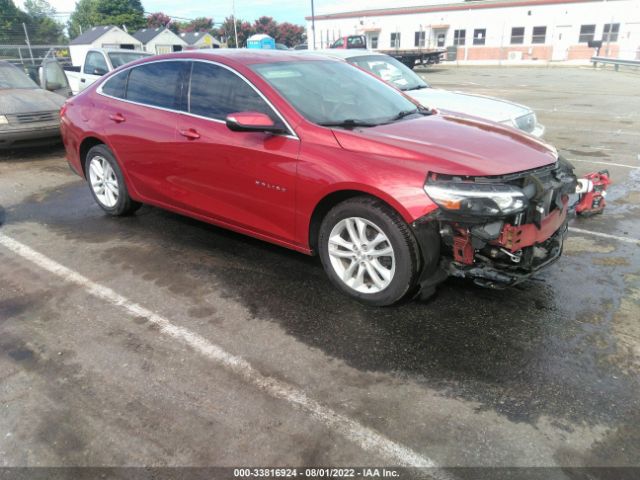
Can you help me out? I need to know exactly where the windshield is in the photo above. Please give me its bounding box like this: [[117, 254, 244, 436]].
[[0, 63, 39, 90], [108, 52, 152, 69], [251, 60, 421, 126], [347, 55, 430, 91]]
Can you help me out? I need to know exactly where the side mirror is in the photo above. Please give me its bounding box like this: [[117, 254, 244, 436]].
[[93, 67, 108, 76], [46, 82, 62, 91], [225, 112, 285, 134]]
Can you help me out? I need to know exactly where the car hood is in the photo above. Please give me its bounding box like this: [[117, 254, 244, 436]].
[[406, 88, 530, 123], [332, 112, 557, 177], [0, 88, 65, 115]]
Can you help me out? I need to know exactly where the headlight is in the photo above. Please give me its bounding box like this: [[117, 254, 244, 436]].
[[424, 181, 528, 217], [0, 115, 8, 125], [514, 113, 536, 133]]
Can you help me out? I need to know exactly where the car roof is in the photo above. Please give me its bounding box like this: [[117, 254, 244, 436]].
[[148, 48, 334, 66], [299, 49, 387, 60]]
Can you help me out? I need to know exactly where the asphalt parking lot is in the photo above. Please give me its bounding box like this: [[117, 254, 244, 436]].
[[0, 66, 639, 478]]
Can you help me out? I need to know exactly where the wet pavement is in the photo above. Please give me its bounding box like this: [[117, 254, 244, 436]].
[[0, 66, 639, 477]]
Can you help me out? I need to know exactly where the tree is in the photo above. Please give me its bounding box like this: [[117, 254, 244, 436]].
[[275, 22, 305, 47], [68, 0, 145, 39], [24, 0, 65, 43], [183, 17, 213, 33], [219, 16, 254, 48], [146, 12, 171, 28], [0, 0, 29, 43], [253, 16, 277, 39]]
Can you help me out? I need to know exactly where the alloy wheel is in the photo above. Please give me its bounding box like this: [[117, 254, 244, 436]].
[[327, 217, 395, 294], [88, 155, 119, 208]]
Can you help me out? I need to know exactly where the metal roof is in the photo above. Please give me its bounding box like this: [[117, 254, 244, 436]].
[[70, 26, 115, 45], [133, 27, 166, 44], [178, 31, 221, 46]]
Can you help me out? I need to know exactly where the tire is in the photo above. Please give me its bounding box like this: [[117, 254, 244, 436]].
[[318, 196, 421, 306], [85, 144, 141, 216]]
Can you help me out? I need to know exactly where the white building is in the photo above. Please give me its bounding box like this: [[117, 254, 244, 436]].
[[306, 0, 640, 62], [133, 27, 188, 54], [69, 26, 143, 66]]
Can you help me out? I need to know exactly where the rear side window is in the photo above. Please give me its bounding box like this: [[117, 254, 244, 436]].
[[188, 62, 281, 126], [126, 61, 185, 109], [101, 71, 128, 98]]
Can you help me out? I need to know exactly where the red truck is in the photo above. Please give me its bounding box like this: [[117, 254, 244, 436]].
[[329, 34, 445, 69]]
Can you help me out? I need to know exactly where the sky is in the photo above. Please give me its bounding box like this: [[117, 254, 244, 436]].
[[14, 0, 425, 26]]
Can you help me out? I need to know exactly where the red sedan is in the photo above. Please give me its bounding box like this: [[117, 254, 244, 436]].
[[60, 50, 576, 306]]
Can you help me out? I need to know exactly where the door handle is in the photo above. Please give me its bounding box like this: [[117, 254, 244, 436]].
[[109, 113, 125, 123], [179, 128, 200, 140], [80, 78, 86, 83]]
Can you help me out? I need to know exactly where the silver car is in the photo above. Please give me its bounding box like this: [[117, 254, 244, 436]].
[[0, 60, 68, 149], [310, 49, 545, 137]]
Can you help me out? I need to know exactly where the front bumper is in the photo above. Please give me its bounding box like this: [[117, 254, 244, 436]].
[[446, 219, 567, 288], [0, 123, 61, 149]]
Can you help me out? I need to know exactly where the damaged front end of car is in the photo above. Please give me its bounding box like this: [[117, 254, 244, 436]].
[[413, 157, 577, 295]]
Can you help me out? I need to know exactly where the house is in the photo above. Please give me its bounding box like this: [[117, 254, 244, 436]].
[[306, 0, 640, 62], [69, 26, 143, 66], [133, 27, 188, 54], [179, 31, 222, 49]]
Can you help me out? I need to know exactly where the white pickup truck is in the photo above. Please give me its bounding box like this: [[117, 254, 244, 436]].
[[65, 48, 152, 94]]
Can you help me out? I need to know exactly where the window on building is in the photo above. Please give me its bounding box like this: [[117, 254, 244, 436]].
[[371, 36, 378, 49], [391, 32, 401, 48], [473, 28, 486, 45], [531, 26, 547, 44], [603, 23, 620, 42], [510, 27, 525, 44], [579, 24, 596, 43], [453, 29, 466, 46], [414, 31, 426, 47]]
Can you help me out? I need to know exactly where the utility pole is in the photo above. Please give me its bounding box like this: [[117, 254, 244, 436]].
[[232, 0, 239, 48], [311, 0, 316, 49], [22, 23, 34, 64]]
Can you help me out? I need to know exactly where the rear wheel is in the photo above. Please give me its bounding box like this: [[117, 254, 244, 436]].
[[85, 144, 141, 216], [318, 197, 420, 306]]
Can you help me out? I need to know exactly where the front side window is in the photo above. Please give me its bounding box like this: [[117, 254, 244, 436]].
[[188, 62, 281, 127], [126, 61, 185, 109], [603, 23, 620, 42], [391, 32, 401, 48], [415, 31, 425, 47], [511, 27, 525, 45], [84, 52, 108, 75], [579, 24, 596, 43], [532, 26, 547, 44], [473, 29, 486, 46], [252, 60, 420, 127], [331, 38, 344, 48], [348, 54, 430, 91], [108, 51, 151, 68], [453, 29, 466, 46]]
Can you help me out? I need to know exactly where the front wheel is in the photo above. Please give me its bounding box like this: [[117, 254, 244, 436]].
[[318, 197, 420, 306]]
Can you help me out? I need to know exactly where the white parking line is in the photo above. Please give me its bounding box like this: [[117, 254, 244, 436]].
[[0, 232, 449, 475], [565, 158, 640, 169], [569, 227, 640, 246]]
